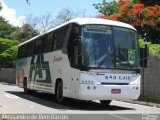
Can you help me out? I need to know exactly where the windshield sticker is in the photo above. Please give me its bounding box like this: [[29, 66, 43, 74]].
[[84, 25, 112, 34]]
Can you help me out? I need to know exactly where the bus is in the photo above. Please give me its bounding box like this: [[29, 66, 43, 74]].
[[16, 18, 141, 105]]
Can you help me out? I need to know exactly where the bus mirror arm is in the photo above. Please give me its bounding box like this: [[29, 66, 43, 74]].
[[77, 35, 82, 41], [72, 35, 82, 45]]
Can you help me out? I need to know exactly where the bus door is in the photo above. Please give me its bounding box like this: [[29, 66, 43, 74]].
[[69, 37, 80, 98], [71, 68, 80, 98], [68, 24, 81, 98]]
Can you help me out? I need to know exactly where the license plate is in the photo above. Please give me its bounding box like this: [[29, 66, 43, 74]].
[[111, 89, 121, 94]]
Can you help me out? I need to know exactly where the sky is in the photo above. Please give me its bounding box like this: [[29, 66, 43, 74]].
[[0, 0, 112, 27]]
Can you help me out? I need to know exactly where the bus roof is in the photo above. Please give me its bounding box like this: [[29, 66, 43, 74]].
[[19, 18, 136, 46]]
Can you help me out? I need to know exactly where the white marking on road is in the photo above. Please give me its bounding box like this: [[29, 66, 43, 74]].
[[110, 114, 133, 120], [5, 94, 19, 98]]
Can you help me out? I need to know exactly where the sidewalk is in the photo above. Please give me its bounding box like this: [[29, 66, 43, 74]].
[[123, 100, 160, 108]]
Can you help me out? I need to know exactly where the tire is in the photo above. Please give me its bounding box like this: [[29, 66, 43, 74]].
[[100, 100, 111, 106], [55, 80, 64, 103]]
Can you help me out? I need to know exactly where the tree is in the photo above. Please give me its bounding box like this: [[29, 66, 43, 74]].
[[11, 23, 39, 42], [138, 0, 160, 6], [0, 4, 38, 42], [0, 17, 17, 39], [26, 13, 55, 32], [93, 0, 120, 16], [26, 8, 87, 32], [25, 14, 37, 29], [0, 16, 39, 42], [0, 38, 20, 68], [0, 2, 2, 10], [96, 0, 160, 44], [54, 8, 86, 26], [55, 8, 74, 25]]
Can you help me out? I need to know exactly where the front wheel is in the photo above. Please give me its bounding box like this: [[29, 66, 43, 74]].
[[100, 100, 111, 106], [55, 81, 64, 103]]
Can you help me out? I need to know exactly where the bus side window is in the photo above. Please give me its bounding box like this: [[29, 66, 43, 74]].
[[17, 46, 22, 59], [21, 47, 23, 58], [26, 44, 29, 57], [48, 32, 55, 51], [22, 45, 27, 58], [43, 35, 50, 53], [28, 42, 33, 56], [34, 38, 42, 55], [55, 27, 67, 50], [54, 32, 58, 50]]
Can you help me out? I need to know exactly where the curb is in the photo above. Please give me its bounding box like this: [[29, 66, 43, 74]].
[[122, 100, 160, 108]]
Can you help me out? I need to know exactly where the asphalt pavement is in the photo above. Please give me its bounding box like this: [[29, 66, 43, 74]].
[[0, 83, 160, 120]]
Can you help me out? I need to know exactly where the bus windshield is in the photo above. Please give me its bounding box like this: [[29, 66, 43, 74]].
[[81, 25, 139, 70]]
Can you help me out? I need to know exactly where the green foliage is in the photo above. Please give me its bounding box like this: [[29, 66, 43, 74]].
[[156, 17, 160, 25], [149, 44, 160, 55], [138, 38, 150, 48], [0, 16, 39, 43], [0, 17, 17, 39], [93, 0, 119, 16], [0, 5, 38, 68], [0, 38, 20, 68], [11, 24, 39, 42], [138, 38, 160, 55]]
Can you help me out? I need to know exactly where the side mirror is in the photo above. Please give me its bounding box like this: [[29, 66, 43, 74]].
[[140, 44, 148, 68]]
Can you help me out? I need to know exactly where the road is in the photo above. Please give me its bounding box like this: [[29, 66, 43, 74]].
[[0, 83, 160, 120]]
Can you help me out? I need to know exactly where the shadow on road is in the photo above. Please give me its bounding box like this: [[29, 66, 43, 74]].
[[6, 91, 135, 111]]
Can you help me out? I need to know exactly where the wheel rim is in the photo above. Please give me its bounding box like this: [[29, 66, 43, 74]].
[[56, 82, 63, 103]]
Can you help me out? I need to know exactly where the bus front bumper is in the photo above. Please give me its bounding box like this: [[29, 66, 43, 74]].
[[78, 84, 140, 101]]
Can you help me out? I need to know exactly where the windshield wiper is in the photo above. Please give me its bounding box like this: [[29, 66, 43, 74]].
[[97, 52, 113, 68], [97, 53, 109, 68]]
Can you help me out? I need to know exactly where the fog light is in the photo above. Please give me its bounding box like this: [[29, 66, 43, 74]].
[[87, 86, 90, 89], [93, 86, 96, 90]]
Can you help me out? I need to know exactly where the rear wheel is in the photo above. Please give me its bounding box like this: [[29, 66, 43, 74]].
[[56, 80, 64, 103], [100, 100, 111, 106]]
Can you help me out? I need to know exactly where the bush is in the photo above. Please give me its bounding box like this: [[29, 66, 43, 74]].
[[0, 38, 20, 68], [138, 38, 160, 55]]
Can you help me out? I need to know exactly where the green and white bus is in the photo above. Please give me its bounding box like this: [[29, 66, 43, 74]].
[[16, 18, 141, 105]]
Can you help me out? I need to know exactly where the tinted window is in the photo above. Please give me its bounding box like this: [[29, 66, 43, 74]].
[[27, 42, 34, 56], [22, 45, 27, 58], [43, 35, 50, 53], [34, 38, 42, 54], [17, 25, 69, 58], [48, 32, 55, 51], [17, 46, 22, 58], [55, 27, 68, 50]]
